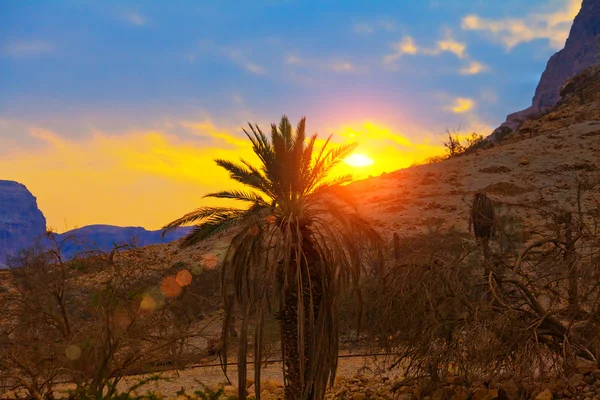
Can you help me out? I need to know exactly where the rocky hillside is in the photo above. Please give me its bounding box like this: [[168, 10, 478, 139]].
[[492, 0, 600, 137], [0, 180, 47, 267]]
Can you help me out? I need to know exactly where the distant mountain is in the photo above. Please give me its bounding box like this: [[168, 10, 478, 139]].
[[0, 179, 193, 266], [50, 224, 193, 260], [491, 0, 600, 139], [0, 180, 47, 267]]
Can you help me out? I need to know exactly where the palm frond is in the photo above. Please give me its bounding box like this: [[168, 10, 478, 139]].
[[204, 190, 269, 206], [161, 207, 240, 236]]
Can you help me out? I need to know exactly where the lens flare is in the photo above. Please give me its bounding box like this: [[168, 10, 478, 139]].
[[344, 153, 374, 167]]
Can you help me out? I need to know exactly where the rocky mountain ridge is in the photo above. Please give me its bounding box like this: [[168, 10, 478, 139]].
[[0, 179, 191, 266], [0, 181, 47, 267], [491, 0, 600, 139]]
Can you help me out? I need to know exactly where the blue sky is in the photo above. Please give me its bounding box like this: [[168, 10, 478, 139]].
[[0, 0, 582, 230]]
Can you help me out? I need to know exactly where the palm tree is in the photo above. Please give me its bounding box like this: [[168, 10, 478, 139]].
[[163, 116, 383, 400]]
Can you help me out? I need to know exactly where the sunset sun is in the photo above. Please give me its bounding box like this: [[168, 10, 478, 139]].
[[344, 153, 374, 167]]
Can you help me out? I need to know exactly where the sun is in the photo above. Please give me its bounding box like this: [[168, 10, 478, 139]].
[[344, 153, 374, 168]]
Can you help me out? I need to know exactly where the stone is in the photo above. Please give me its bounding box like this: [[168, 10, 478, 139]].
[[0, 180, 46, 266], [433, 387, 456, 400], [451, 389, 470, 400], [352, 394, 367, 400], [222, 385, 239, 398], [570, 374, 586, 387], [536, 389, 554, 400], [472, 388, 499, 400]]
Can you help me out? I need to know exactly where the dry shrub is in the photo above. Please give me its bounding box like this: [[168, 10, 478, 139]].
[[0, 234, 219, 399], [361, 181, 600, 392]]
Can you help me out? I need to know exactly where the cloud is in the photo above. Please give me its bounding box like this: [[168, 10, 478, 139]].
[[459, 60, 489, 75], [330, 61, 357, 73], [123, 11, 146, 26], [333, 121, 446, 173], [3, 40, 53, 57], [461, 0, 582, 50], [225, 48, 266, 75], [444, 97, 475, 113], [180, 120, 250, 147], [384, 36, 418, 63], [354, 23, 374, 35], [245, 63, 265, 75], [385, 30, 469, 64], [353, 20, 395, 35], [285, 53, 366, 75], [421, 29, 467, 58]]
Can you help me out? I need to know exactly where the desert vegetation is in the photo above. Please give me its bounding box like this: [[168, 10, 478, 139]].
[[1, 117, 600, 400]]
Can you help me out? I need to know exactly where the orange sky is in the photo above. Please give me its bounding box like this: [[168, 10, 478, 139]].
[[0, 119, 449, 232]]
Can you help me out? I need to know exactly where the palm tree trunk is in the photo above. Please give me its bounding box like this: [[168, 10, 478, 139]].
[[278, 232, 324, 400]]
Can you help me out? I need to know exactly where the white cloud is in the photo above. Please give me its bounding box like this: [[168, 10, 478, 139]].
[[461, 0, 582, 50], [123, 11, 146, 26], [4, 40, 53, 57], [245, 63, 265, 75]]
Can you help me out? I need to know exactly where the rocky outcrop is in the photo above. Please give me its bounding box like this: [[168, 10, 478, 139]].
[[491, 0, 600, 140], [498, 64, 600, 143], [0, 180, 47, 266]]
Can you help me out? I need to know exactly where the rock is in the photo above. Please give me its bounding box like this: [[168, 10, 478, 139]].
[[452, 389, 470, 400], [0, 180, 46, 266], [472, 388, 499, 400], [578, 360, 598, 375], [222, 385, 239, 398], [352, 394, 367, 400], [489, 0, 600, 140], [570, 374, 586, 387], [536, 389, 553, 400], [518, 157, 531, 166], [260, 379, 283, 392], [433, 387, 456, 400]]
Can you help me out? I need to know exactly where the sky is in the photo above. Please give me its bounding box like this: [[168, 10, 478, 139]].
[[0, 0, 582, 232]]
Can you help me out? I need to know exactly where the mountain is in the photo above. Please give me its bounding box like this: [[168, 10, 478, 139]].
[[50, 224, 193, 260], [0, 179, 192, 265], [0, 180, 47, 267], [491, 0, 600, 140]]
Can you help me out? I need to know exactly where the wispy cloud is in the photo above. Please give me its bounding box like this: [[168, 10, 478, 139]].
[[461, 0, 582, 50], [459, 60, 489, 75], [353, 20, 395, 35], [354, 23, 374, 35], [225, 48, 266, 75], [421, 29, 467, 58], [384, 30, 489, 76], [444, 97, 475, 113], [384, 36, 418, 63], [123, 11, 146, 26], [385, 31, 468, 63], [4, 40, 53, 57], [285, 53, 366, 75]]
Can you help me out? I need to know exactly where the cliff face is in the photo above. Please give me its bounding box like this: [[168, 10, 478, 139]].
[[491, 0, 600, 139], [0, 180, 47, 266]]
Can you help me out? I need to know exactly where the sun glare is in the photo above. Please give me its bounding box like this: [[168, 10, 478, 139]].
[[344, 153, 374, 168]]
